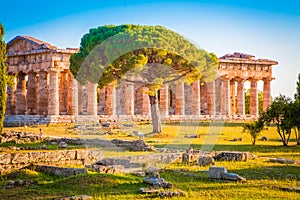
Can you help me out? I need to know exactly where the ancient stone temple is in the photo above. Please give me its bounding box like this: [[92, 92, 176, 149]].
[[4, 36, 278, 125]]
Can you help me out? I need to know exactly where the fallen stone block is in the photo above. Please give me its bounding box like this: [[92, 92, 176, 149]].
[[208, 166, 246, 182], [213, 151, 254, 162], [140, 187, 160, 194], [160, 190, 186, 197], [269, 158, 298, 164], [57, 195, 93, 200]]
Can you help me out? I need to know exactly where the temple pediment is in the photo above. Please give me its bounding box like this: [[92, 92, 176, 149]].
[[6, 36, 57, 53]]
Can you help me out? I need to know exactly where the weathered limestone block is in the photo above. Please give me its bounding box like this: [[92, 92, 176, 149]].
[[0, 153, 12, 165], [213, 151, 254, 162], [111, 139, 154, 151], [58, 195, 93, 200], [62, 150, 76, 160], [33, 165, 87, 176], [208, 166, 227, 179], [198, 155, 215, 166], [208, 166, 246, 182], [11, 153, 29, 164], [269, 158, 298, 164]]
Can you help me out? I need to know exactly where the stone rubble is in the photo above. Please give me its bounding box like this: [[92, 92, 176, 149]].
[[198, 155, 215, 166], [58, 141, 68, 148], [110, 139, 154, 151], [0, 131, 40, 144], [57, 195, 93, 200], [5, 179, 38, 188], [269, 158, 299, 164], [142, 167, 172, 188], [160, 190, 186, 197], [208, 166, 247, 182]]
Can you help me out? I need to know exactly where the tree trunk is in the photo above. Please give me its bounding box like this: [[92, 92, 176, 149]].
[[149, 94, 162, 133], [251, 136, 256, 145]]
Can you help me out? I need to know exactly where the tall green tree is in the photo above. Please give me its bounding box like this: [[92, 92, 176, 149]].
[[70, 24, 218, 133], [294, 73, 300, 102], [293, 73, 300, 145], [0, 23, 7, 134], [291, 101, 300, 145], [242, 118, 264, 145], [261, 95, 293, 146]]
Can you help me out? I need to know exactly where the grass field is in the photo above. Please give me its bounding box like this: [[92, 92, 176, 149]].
[[1, 122, 300, 199]]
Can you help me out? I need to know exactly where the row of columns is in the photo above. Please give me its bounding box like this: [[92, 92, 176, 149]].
[[74, 78, 271, 117], [7, 74, 272, 117], [6, 70, 74, 116]]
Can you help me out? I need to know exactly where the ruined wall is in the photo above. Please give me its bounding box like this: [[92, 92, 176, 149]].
[[0, 150, 103, 174]]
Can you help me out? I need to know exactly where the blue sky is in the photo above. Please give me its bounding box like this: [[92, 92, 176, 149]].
[[1, 0, 299, 98]]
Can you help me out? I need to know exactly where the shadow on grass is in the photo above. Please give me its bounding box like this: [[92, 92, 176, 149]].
[[230, 165, 300, 181]]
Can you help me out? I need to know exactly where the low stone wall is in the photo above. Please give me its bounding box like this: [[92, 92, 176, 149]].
[[1, 131, 40, 144], [0, 150, 103, 174], [30, 165, 87, 176], [95, 153, 181, 169]]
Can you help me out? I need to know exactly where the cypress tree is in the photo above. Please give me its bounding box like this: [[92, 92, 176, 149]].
[[0, 23, 7, 134]]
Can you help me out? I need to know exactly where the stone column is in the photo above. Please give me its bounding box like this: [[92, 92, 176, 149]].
[[192, 81, 200, 115], [98, 88, 106, 115], [160, 85, 169, 116], [67, 72, 74, 115], [206, 81, 215, 115], [263, 79, 271, 112], [124, 84, 134, 115], [236, 80, 245, 116], [200, 83, 207, 115], [142, 88, 150, 116], [250, 79, 258, 116], [48, 70, 59, 115], [59, 72, 68, 114], [27, 71, 37, 115], [185, 84, 193, 115], [6, 75, 16, 115], [214, 79, 222, 114], [77, 84, 84, 115], [115, 85, 124, 115], [221, 78, 230, 116], [175, 81, 185, 115], [72, 79, 78, 116], [87, 82, 98, 116], [106, 84, 116, 116], [37, 71, 49, 115], [16, 72, 27, 114], [230, 79, 236, 115]]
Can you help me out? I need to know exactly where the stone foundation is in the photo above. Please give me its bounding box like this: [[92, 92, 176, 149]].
[[0, 150, 103, 174]]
